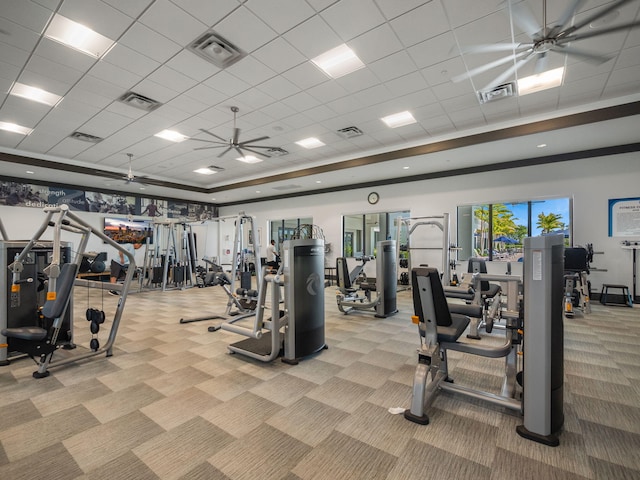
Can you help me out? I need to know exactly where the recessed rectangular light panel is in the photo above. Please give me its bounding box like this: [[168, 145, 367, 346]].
[[44, 14, 115, 58]]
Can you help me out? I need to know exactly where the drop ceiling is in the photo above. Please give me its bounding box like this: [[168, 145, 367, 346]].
[[0, 0, 639, 206]]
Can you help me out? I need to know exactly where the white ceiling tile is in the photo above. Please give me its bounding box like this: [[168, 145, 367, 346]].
[[119, 22, 183, 63], [0, 0, 52, 33], [11, 130, 57, 151], [390, 1, 450, 47], [260, 102, 298, 121], [34, 38, 98, 72], [321, 0, 386, 41], [306, 80, 349, 103], [421, 57, 467, 87], [80, 110, 135, 136], [374, 0, 433, 21], [0, 16, 43, 53], [253, 38, 308, 74], [283, 15, 342, 58], [615, 44, 640, 70], [385, 71, 429, 97], [413, 102, 446, 120], [105, 101, 149, 120], [48, 137, 94, 158], [245, 0, 315, 34], [448, 106, 485, 129], [348, 24, 405, 64], [0, 42, 30, 70], [325, 94, 364, 115], [169, 0, 241, 26], [281, 62, 327, 90], [214, 6, 278, 53], [147, 66, 198, 93], [139, 0, 208, 45], [441, 0, 503, 29], [166, 50, 220, 81], [438, 91, 480, 111], [88, 61, 143, 91], [204, 71, 252, 97], [607, 64, 640, 87], [101, 0, 154, 19], [182, 83, 226, 106], [281, 91, 321, 112], [231, 88, 277, 111], [132, 77, 179, 103], [0, 96, 51, 126], [58, 0, 131, 39], [32, 0, 59, 10], [256, 75, 301, 101], [305, 103, 338, 122], [335, 67, 379, 93], [305, 0, 340, 12], [226, 56, 277, 85], [369, 51, 417, 83], [352, 84, 394, 107], [407, 31, 458, 69], [21, 56, 83, 94], [104, 43, 161, 78]]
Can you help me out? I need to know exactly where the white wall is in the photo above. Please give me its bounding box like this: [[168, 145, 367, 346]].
[[220, 153, 640, 294]]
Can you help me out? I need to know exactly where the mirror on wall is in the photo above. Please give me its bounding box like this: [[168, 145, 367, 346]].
[[343, 210, 409, 257], [269, 217, 313, 250], [457, 197, 572, 262]]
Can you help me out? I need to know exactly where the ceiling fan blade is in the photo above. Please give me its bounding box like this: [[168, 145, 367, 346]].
[[199, 128, 228, 143], [234, 147, 245, 158], [238, 135, 270, 146], [217, 146, 233, 158], [190, 138, 227, 145], [193, 145, 227, 151], [548, 0, 588, 36], [559, 0, 634, 38], [452, 50, 530, 83], [534, 52, 549, 74], [509, 0, 543, 38], [460, 42, 532, 54], [482, 52, 536, 90], [557, 20, 640, 43], [242, 144, 273, 149], [550, 45, 613, 65], [240, 146, 271, 158], [232, 128, 240, 145]]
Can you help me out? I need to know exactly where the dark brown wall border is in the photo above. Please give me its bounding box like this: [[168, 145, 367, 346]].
[[216, 142, 640, 207]]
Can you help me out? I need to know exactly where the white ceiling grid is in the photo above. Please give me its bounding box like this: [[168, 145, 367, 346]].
[[0, 0, 637, 204]]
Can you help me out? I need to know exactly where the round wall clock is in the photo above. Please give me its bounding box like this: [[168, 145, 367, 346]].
[[368, 192, 379, 204]]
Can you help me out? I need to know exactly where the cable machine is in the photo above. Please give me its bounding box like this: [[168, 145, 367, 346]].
[[396, 213, 456, 287], [140, 219, 195, 291]]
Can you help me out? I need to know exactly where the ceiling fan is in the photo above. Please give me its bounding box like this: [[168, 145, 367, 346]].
[[452, 0, 640, 91], [191, 106, 274, 158], [122, 153, 147, 185]]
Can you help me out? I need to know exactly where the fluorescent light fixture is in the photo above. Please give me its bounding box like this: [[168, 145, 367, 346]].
[[236, 155, 262, 164], [0, 122, 33, 135], [403, 166, 410, 170], [10, 83, 62, 106], [26, 170, 35, 174], [44, 14, 115, 58], [311, 44, 365, 79], [381, 111, 416, 128], [517, 67, 565, 96], [194, 167, 217, 175], [315, 180, 322, 184], [296, 137, 325, 149], [155, 129, 188, 142], [537, 143, 547, 148]]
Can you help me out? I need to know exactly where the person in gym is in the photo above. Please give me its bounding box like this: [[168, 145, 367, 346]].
[[266, 239, 279, 270]]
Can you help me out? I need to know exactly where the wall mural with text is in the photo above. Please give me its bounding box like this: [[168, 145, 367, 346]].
[[0, 180, 217, 221]]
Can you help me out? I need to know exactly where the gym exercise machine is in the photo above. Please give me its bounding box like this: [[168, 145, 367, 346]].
[[140, 219, 195, 291], [221, 238, 326, 364], [0, 205, 135, 378], [336, 240, 397, 318], [404, 235, 564, 446], [563, 245, 592, 317], [179, 213, 262, 329], [396, 213, 458, 288]]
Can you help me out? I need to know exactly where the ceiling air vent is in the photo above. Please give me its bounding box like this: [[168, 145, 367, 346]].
[[69, 131, 103, 143], [266, 147, 289, 157], [187, 31, 246, 69], [118, 91, 162, 111], [477, 82, 515, 104], [337, 126, 364, 138], [272, 184, 302, 191]]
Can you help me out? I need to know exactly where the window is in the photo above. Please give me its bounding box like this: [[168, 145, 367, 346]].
[[269, 217, 313, 252], [458, 197, 571, 261], [342, 210, 409, 257]]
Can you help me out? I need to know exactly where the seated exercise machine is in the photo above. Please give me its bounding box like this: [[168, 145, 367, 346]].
[[221, 238, 326, 364], [563, 245, 592, 317], [1, 205, 135, 378], [335, 240, 397, 318], [404, 235, 564, 446]]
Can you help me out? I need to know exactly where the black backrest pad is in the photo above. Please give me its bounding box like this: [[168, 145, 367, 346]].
[[468, 257, 489, 291], [42, 263, 78, 319], [411, 267, 453, 327], [564, 247, 588, 272], [336, 257, 351, 289]]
